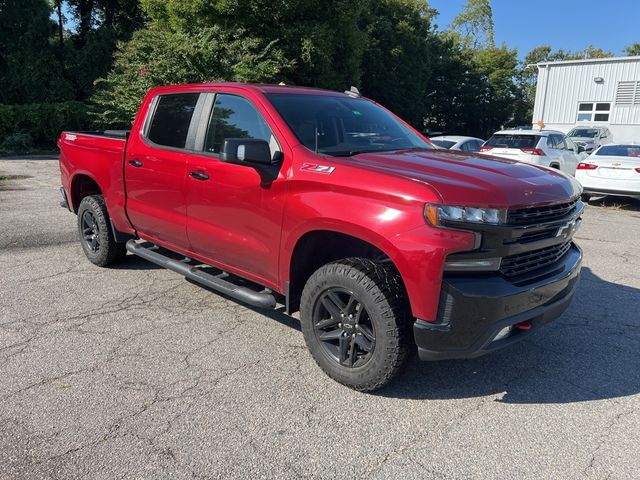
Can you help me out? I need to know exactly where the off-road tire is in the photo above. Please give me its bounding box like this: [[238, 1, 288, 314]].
[[77, 195, 126, 267], [300, 258, 410, 391]]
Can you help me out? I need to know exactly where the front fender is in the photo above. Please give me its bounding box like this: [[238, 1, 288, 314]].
[[279, 194, 476, 320]]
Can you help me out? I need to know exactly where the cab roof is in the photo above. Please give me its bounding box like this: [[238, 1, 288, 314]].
[[148, 82, 348, 97]]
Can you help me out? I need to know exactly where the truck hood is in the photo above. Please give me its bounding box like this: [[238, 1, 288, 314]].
[[344, 149, 581, 208]]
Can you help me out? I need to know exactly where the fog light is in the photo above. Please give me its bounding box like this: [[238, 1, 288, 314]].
[[492, 326, 512, 342], [444, 258, 501, 271]]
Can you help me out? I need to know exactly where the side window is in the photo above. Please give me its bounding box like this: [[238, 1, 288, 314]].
[[470, 140, 482, 152], [460, 141, 472, 152], [564, 136, 576, 151], [548, 134, 565, 149], [204, 94, 278, 156], [146, 93, 200, 148]]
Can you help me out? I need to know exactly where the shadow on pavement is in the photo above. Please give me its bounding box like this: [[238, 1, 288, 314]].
[[113, 248, 640, 404], [379, 267, 640, 403]]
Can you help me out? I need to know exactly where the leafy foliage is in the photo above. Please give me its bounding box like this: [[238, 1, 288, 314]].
[[625, 43, 640, 56], [0, 101, 89, 149], [91, 25, 292, 127], [449, 0, 495, 50]]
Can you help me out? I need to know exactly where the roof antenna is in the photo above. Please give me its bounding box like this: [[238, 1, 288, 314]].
[[344, 86, 361, 98]]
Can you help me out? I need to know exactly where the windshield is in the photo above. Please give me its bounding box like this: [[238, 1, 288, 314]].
[[595, 145, 640, 157], [569, 128, 599, 138], [484, 134, 540, 149], [431, 139, 456, 149], [265, 94, 432, 156]]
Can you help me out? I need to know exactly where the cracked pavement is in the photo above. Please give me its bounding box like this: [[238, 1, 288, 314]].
[[1, 157, 639, 479]]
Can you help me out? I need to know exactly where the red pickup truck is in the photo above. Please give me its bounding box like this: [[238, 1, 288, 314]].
[[58, 83, 583, 391]]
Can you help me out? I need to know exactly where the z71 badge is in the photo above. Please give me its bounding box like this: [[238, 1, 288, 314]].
[[300, 163, 336, 175]]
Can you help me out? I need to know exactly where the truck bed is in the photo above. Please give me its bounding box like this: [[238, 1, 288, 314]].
[[58, 130, 130, 233]]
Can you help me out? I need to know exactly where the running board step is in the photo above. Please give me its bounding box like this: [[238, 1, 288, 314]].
[[126, 240, 276, 309]]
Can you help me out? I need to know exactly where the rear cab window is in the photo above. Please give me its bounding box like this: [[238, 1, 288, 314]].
[[145, 93, 200, 149], [485, 134, 541, 149]]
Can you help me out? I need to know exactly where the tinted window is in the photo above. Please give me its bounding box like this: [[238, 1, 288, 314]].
[[548, 134, 566, 149], [147, 93, 199, 148], [266, 94, 432, 156], [431, 139, 456, 149], [485, 134, 540, 149], [205, 94, 275, 154], [569, 128, 599, 138], [596, 145, 640, 157]]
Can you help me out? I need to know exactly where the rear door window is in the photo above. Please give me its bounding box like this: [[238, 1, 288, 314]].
[[485, 134, 540, 149], [146, 93, 200, 149], [548, 134, 566, 149]]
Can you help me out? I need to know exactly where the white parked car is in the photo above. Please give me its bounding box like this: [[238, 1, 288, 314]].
[[430, 135, 485, 152], [567, 126, 613, 154], [481, 129, 587, 176], [575, 144, 640, 201]]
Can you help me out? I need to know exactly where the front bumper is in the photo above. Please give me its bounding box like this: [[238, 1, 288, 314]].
[[414, 243, 582, 361]]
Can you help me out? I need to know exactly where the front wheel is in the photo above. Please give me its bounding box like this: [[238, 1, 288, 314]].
[[300, 258, 410, 391], [77, 195, 126, 267]]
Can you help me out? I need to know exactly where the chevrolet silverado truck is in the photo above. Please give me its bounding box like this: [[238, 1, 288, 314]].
[[58, 83, 584, 391]]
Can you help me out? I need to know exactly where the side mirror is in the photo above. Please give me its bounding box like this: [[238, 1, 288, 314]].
[[221, 138, 277, 165], [577, 145, 586, 153]]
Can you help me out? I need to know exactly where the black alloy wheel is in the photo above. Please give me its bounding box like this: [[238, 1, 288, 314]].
[[81, 210, 101, 253], [312, 287, 376, 368]]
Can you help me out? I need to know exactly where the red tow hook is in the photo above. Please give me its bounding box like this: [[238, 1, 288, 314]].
[[514, 321, 532, 331]]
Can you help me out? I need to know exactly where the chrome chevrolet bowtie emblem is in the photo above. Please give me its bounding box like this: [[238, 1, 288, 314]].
[[556, 220, 577, 239]]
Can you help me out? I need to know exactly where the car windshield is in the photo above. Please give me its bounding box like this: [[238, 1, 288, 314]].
[[569, 128, 599, 138], [484, 134, 540, 149], [595, 145, 640, 157], [265, 94, 432, 156], [431, 139, 456, 149]]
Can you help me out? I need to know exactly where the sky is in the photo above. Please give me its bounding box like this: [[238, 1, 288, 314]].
[[428, 0, 640, 58]]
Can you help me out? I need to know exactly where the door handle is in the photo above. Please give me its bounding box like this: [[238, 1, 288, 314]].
[[128, 159, 143, 167], [189, 171, 209, 181]]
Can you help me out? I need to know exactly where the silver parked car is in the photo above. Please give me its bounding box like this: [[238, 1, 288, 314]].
[[567, 126, 613, 153], [430, 135, 485, 152]]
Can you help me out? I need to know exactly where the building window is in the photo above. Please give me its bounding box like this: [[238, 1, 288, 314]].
[[576, 102, 610, 122], [616, 81, 640, 105]]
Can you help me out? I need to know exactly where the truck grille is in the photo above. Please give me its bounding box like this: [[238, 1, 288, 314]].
[[500, 241, 572, 278], [507, 198, 579, 226]]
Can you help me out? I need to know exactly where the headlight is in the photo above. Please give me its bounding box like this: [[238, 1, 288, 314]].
[[424, 204, 507, 227]]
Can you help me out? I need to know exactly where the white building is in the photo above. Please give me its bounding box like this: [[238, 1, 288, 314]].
[[532, 56, 640, 142]]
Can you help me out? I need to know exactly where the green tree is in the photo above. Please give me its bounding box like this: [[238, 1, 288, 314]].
[[138, 0, 369, 90], [91, 25, 292, 127], [361, 0, 436, 126], [0, 0, 73, 104], [449, 0, 495, 50], [625, 42, 640, 56]]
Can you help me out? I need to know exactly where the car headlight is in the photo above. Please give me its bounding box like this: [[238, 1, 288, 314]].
[[424, 204, 507, 227]]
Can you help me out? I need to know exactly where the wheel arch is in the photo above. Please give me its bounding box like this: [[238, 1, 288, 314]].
[[285, 228, 407, 314], [70, 172, 103, 213]]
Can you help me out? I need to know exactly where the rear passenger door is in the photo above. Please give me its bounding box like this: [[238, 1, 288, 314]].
[[125, 92, 203, 248]]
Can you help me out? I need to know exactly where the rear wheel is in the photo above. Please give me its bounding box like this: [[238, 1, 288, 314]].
[[581, 193, 592, 203], [77, 195, 126, 267], [300, 258, 409, 391]]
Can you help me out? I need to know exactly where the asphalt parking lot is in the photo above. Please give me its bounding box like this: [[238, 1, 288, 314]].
[[1, 157, 639, 479]]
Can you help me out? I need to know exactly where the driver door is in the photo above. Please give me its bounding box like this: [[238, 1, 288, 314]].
[[185, 92, 287, 287]]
